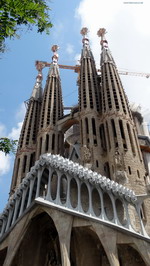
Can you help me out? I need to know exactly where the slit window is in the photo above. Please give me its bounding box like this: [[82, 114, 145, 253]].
[[85, 117, 89, 134], [52, 134, 55, 151], [99, 124, 107, 151], [15, 158, 20, 186], [23, 155, 27, 173], [104, 162, 111, 179], [29, 152, 35, 170], [39, 137, 42, 155], [45, 134, 49, 152], [111, 119, 118, 148], [119, 120, 127, 149], [106, 121, 111, 150], [128, 166, 131, 175], [92, 118, 96, 136], [127, 123, 135, 155]]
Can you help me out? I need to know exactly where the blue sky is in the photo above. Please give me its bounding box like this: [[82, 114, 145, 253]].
[[0, 0, 150, 212]]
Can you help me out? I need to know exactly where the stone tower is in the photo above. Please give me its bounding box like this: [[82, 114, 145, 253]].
[[79, 27, 102, 170], [36, 45, 64, 159], [97, 28, 146, 193], [10, 71, 42, 194], [0, 29, 150, 266]]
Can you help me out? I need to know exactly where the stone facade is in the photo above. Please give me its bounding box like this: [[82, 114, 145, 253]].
[[0, 28, 150, 265]]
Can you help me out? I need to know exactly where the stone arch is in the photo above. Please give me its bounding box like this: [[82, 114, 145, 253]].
[[31, 177, 38, 202], [70, 226, 110, 266], [39, 167, 49, 197], [115, 198, 127, 226], [103, 192, 114, 221], [92, 188, 101, 217], [50, 171, 58, 200], [81, 183, 89, 213], [60, 174, 68, 204], [117, 244, 147, 266], [70, 178, 78, 208], [22, 186, 30, 212], [11, 212, 61, 266]]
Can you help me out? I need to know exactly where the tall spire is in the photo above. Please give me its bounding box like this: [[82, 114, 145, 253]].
[[79, 28, 102, 170], [36, 45, 64, 158], [79, 27, 100, 112], [31, 70, 43, 99], [10, 72, 43, 194], [97, 28, 115, 65], [96, 28, 146, 192]]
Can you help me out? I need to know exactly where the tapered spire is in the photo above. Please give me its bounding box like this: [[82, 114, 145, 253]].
[[10, 72, 43, 194], [96, 28, 146, 190], [97, 28, 115, 65], [79, 28, 102, 170], [31, 71, 43, 99], [36, 45, 64, 158], [97, 28, 131, 116], [79, 27, 100, 112]]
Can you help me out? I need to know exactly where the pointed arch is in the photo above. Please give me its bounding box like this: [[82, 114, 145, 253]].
[[11, 212, 61, 266]]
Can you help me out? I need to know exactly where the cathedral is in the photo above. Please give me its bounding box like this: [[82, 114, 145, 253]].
[[0, 28, 150, 266]]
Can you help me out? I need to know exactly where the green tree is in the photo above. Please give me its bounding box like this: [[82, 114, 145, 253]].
[[0, 0, 52, 52], [0, 137, 18, 155]]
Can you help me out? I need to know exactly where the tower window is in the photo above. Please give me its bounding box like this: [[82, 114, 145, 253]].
[[57, 134, 60, 154], [106, 121, 111, 150], [99, 124, 107, 151], [52, 134, 55, 151], [133, 128, 142, 161], [127, 123, 135, 155], [137, 170, 140, 178], [29, 152, 35, 170], [119, 120, 127, 150], [92, 118, 97, 145], [111, 119, 118, 148], [23, 155, 27, 173], [15, 158, 20, 187], [96, 160, 99, 167], [85, 117, 89, 134], [45, 134, 49, 152], [92, 118, 96, 136], [140, 203, 147, 222], [104, 162, 111, 179], [39, 137, 42, 155], [128, 166, 131, 175]]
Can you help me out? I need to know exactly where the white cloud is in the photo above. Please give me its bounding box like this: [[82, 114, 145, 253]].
[[74, 53, 81, 64], [66, 43, 74, 55], [15, 102, 26, 121], [8, 122, 23, 140], [0, 103, 24, 177], [0, 152, 11, 176], [0, 123, 6, 136]]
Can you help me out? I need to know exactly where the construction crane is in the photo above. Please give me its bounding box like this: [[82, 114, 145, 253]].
[[35, 60, 150, 78]]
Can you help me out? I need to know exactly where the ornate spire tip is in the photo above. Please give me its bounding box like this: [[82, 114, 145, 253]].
[[97, 28, 107, 38], [51, 45, 59, 53], [51, 45, 59, 64], [80, 27, 89, 36]]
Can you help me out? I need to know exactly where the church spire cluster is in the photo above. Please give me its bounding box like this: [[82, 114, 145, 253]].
[[10, 28, 147, 200], [2, 27, 150, 266]]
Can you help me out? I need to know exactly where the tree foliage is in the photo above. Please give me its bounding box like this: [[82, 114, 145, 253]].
[[0, 137, 18, 155], [0, 0, 52, 52]]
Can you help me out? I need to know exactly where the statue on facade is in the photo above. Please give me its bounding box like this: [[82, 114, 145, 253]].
[[114, 149, 128, 185]]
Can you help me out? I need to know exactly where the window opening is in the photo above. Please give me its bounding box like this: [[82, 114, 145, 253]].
[[111, 119, 118, 148], [119, 120, 127, 150]]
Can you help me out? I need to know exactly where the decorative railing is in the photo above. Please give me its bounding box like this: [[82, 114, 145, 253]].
[[0, 154, 149, 241]]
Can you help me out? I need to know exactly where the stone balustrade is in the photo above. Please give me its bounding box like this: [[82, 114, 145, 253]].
[[0, 154, 149, 241]]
